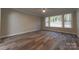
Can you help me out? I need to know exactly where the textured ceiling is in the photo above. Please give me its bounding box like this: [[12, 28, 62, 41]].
[[13, 8, 77, 17]]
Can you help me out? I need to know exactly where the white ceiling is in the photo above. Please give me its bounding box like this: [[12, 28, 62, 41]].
[[13, 8, 77, 17]]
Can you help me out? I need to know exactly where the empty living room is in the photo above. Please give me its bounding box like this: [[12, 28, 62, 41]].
[[0, 8, 79, 50]]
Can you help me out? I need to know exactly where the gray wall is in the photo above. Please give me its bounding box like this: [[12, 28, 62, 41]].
[[77, 9, 79, 37], [1, 9, 41, 38], [0, 8, 1, 36]]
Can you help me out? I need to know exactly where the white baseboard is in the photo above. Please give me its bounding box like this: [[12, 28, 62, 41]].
[[0, 29, 40, 39], [0, 29, 77, 39], [57, 31, 77, 35], [43, 30, 77, 35]]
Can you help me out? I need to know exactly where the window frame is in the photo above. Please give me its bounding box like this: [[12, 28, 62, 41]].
[[44, 17, 50, 27], [63, 13, 73, 28], [49, 15, 63, 28], [44, 13, 73, 28]]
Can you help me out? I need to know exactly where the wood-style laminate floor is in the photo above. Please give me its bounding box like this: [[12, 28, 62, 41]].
[[0, 31, 79, 50]]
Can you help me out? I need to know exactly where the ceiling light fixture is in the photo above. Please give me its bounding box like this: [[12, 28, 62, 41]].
[[42, 8, 46, 13]]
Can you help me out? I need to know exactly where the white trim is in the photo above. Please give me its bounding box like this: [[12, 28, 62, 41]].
[[43, 29, 77, 35], [0, 29, 77, 39], [56, 31, 77, 35], [0, 29, 40, 39]]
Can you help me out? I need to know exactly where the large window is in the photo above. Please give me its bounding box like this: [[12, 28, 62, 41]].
[[50, 15, 62, 27], [64, 14, 72, 28], [45, 13, 72, 28], [45, 17, 49, 27]]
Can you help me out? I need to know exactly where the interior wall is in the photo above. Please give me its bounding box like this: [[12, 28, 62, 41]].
[[1, 8, 41, 38], [42, 12, 77, 34], [77, 9, 79, 37], [0, 8, 1, 36]]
